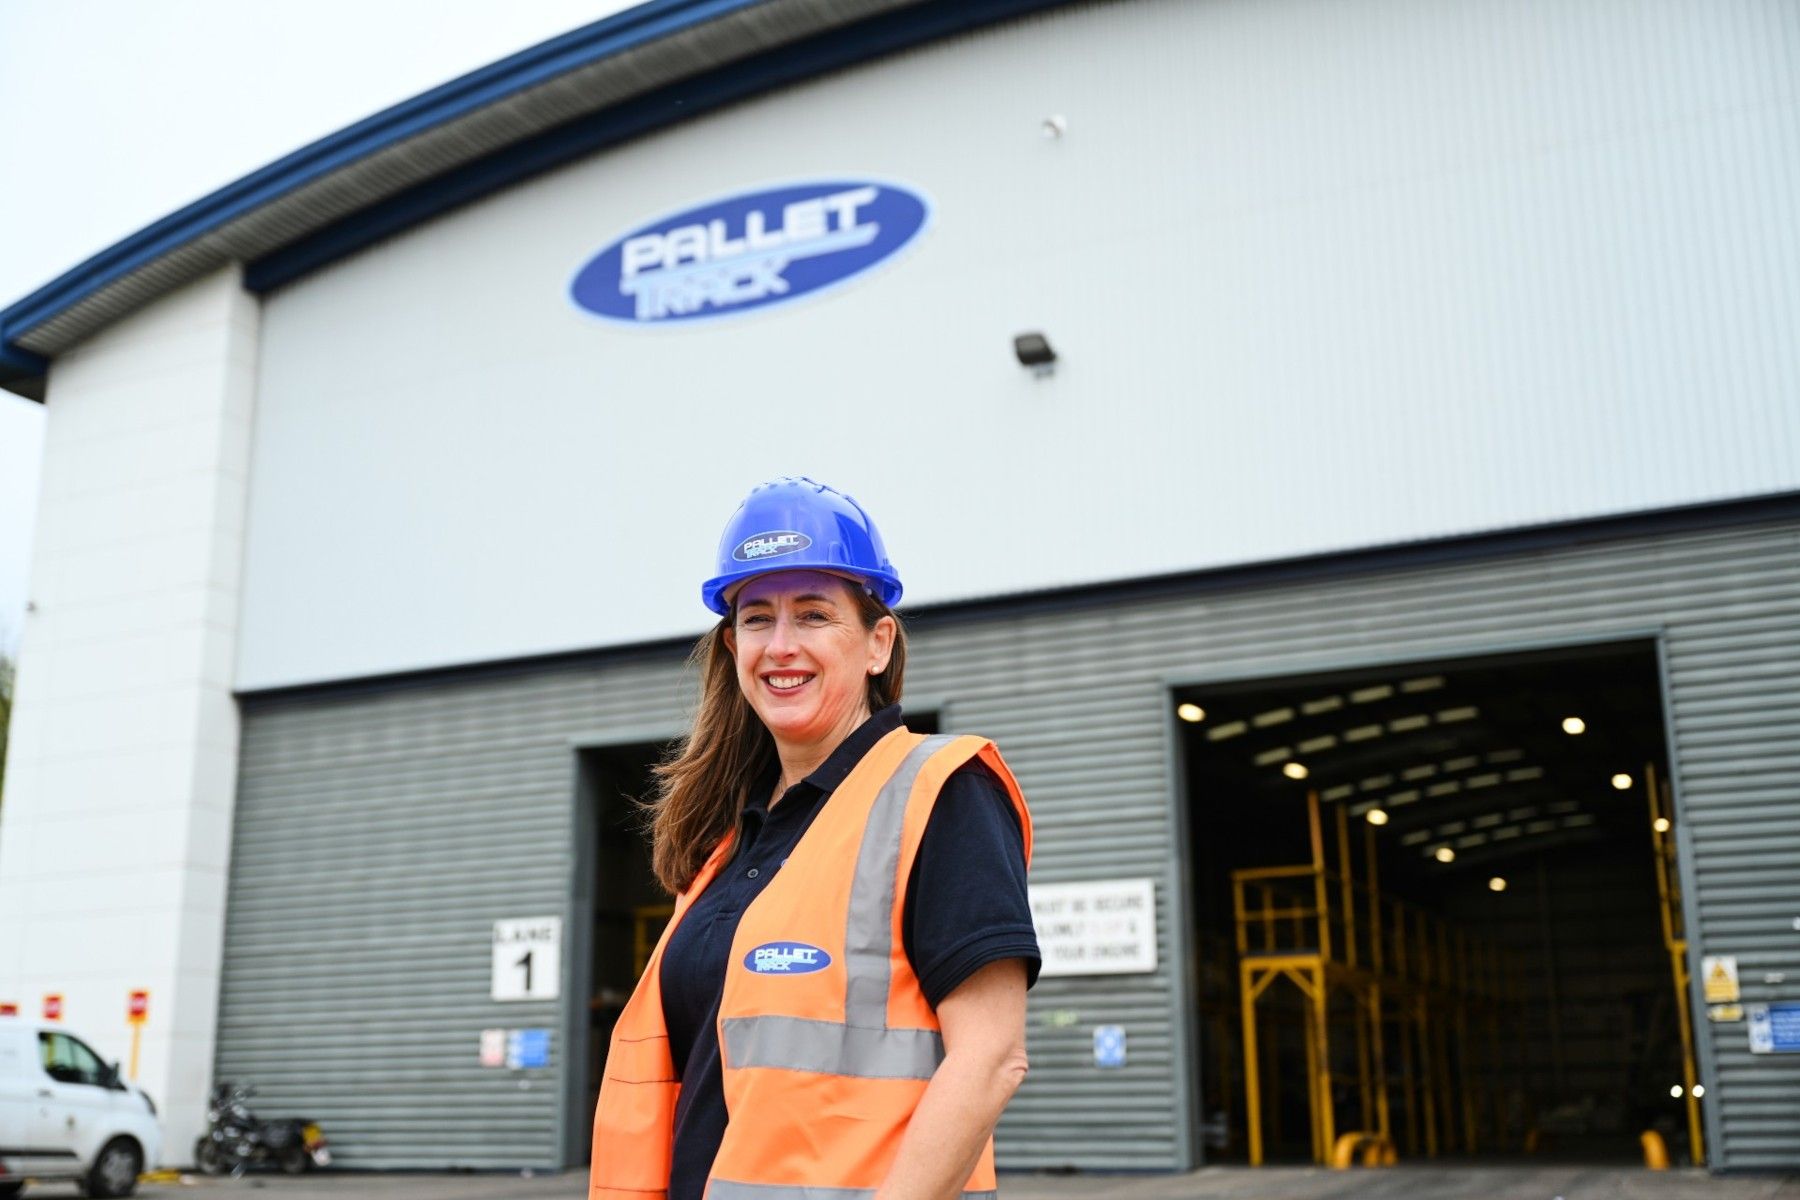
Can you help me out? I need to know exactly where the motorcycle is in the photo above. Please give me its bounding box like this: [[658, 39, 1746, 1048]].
[[193, 1082, 331, 1176]]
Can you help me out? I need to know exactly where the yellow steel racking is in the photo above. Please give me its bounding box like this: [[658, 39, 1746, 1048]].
[[1232, 790, 1524, 1165], [1645, 763, 1704, 1166]]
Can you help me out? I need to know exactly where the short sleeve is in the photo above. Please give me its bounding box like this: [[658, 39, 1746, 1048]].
[[901, 759, 1041, 1008]]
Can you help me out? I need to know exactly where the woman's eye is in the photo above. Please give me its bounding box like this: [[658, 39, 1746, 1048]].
[[802, 610, 831, 623], [740, 614, 770, 628]]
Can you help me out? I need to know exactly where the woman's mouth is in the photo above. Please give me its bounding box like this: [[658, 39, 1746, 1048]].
[[763, 673, 814, 693]]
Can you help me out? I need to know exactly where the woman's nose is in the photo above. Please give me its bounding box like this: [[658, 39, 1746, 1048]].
[[765, 614, 801, 657]]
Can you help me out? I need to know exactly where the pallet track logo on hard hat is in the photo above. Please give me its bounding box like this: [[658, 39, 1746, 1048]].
[[745, 942, 832, 975], [570, 181, 931, 325], [734, 531, 812, 563]]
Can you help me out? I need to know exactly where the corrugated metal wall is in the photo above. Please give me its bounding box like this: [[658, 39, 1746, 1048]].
[[220, 511, 1800, 1171]]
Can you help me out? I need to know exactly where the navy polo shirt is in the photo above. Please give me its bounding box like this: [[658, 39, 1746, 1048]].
[[659, 705, 1039, 1200]]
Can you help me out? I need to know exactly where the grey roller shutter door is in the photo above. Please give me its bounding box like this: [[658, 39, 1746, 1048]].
[[222, 513, 1800, 1171], [220, 663, 694, 1169]]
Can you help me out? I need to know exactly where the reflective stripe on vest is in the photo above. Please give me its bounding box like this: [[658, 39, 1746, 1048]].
[[721, 735, 950, 1080]]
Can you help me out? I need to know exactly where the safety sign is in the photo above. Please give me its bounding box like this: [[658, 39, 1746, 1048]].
[[507, 1028, 551, 1070], [1747, 1003, 1800, 1054], [492, 917, 561, 1002], [1702, 955, 1740, 1004], [1031, 878, 1158, 977], [1093, 1025, 1127, 1069], [479, 1029, 507, 1068]]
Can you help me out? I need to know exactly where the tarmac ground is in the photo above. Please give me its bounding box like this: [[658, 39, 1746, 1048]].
[[14, 1165, 1797, 1200]]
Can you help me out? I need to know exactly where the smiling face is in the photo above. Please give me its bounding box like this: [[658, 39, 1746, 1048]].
[[724, 570, 897, 759]]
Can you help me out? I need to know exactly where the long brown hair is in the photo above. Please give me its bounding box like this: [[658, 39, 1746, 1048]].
[[647, 582, 907, 894]]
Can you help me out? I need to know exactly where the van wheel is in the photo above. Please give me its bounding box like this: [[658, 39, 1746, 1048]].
[[86, 1136, 142, 1198]]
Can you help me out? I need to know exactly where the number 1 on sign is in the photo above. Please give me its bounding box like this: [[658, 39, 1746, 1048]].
[[492, 917, 561, 1001]]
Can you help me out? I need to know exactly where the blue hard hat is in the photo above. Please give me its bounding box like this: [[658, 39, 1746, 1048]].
[[701, 477, 903, 615]]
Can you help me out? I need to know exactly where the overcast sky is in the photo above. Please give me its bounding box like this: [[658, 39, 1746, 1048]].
[[0, 0, 630, 656]]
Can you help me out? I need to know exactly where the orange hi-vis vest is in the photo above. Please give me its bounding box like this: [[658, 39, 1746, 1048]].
[[590, 729, 1033, 1200]]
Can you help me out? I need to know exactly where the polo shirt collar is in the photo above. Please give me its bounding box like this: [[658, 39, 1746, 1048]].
[[746, 703, 906, 813]]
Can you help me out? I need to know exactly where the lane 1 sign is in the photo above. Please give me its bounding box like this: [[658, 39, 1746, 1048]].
[[128, 990, 149, 1024], [492, 917, 562, 1002], [43, 994, 63, 1021]]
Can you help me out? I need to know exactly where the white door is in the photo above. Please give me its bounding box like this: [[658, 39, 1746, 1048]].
[[29, 1031, 119, 1171]]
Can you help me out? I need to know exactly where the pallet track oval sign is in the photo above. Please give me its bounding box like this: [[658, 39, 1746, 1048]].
[[570, 181, 931, 325]]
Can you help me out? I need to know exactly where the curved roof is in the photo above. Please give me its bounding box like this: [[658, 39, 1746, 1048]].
[[0, 0, 1062, 399]]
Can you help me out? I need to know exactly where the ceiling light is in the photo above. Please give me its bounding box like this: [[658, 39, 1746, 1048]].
[[1366, 809, 1389, 826], [1612, 773, 1633, 791], [1176, 703, 1206, 724], [1488, 876, 1507, 892], [1693, 1084, 1705, 1098], [1282, 762, 1309, 780], [1434, 846, 1456, 863], [1653, 816, 1671, 833], [1562, 716, 1586, 735], [1670, 1084, 1684, 1099]]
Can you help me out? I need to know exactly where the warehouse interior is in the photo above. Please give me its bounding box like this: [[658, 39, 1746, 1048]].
[[578, 738, 671, 1159], [1176, 639, 1698, 1167]]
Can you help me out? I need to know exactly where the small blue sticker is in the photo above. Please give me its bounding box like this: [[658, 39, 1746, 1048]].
[[1094, 1025, 1126, 1069], [744, 942, 833, 975], [507, 1028, 551, 1070]]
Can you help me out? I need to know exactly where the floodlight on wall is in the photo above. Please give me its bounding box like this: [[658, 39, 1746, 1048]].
[[1366, 808, 1389, 826], [1176, 703, 1206, 723], [1562, 716, 1586, 735], [1282, 762, 1309, 780], [1434, 846, 1456, 863], [1014, 332, 1057, 377], [1612, 772, 1633, 790]]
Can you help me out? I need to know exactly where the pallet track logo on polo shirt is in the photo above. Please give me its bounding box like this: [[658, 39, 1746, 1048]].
[[745, 942, 833, 975], [570, 181, 931, 325]]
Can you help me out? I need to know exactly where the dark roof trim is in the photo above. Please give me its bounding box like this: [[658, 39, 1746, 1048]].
[[236, 489, 1800, 708], [0, 2, 756, 354], [247, 0, 1062, 293], [0, 0, 1072, 399]]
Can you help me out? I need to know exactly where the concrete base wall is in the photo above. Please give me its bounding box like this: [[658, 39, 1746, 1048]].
[[0, 267, 259, 1164]]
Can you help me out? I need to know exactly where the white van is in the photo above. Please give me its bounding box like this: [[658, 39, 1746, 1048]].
[[0, 1017, 161, 1197]]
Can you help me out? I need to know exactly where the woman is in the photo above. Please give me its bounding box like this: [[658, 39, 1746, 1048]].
[[590, 477, 1039, 1200]]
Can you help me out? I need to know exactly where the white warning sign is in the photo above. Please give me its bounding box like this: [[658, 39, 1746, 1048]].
[[492, 917, 562, 1002], [1030, 878, 1157, 977]]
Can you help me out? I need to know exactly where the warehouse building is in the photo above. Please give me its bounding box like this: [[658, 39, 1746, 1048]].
[[2, 0, 1797, 1177]]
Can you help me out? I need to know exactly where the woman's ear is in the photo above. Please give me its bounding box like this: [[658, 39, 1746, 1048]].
[[868, 614, 897, 675]]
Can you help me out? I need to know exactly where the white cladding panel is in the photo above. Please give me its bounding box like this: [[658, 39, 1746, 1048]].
[[241, 0, 1800, 690]]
